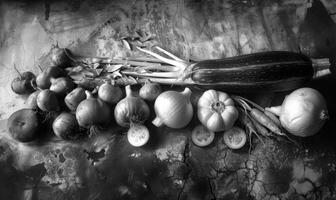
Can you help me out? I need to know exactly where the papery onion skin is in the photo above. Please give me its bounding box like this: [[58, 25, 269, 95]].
[[52, 112, 81, 140], [25, 90, 41, 109], [139, 82, 162, 101], [98, 82, 123, 104], [65, 87, 86, 111], [153, 88, 193, 129], [36, 66, 66, 89], [37, 89, 60, 112], [114, 86, 150, 127], [51, 46, 73, 68], [50, 77, 75, 96], [76, 91, 112, 128], [279, 88, 328, 137]]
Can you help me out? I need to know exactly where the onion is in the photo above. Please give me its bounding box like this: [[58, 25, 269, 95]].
[[152, 87, 193, 129], [52, 112, 82, 140], [36, 66, 66, 89], [37, 89, 60, 112], [25, 90, 41, 109], [139, 82, 162, 101], [76, 91, 112, 128], [65, 87, 86, 111], [50, 45, 73, 68], [7, 109, 40, 142], [98, 81, 123, 104], [50, 77, 75, 96], [114, 85, 150, 127], [266, 88, 328, 137]]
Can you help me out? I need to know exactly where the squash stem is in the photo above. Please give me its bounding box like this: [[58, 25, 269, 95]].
[[312, 58, 332, 79]]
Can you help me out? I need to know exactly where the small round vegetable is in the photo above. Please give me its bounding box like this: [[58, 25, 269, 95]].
[[37, 89, 60, 112], [7, 109, 40, 142], [52, 112, 81, 140], [197, 89, 238, 132], [76, 91, 112, 128], [266, 87, 328, 137], [11, 71, 36, 95], [64, 87, 86, 111], [127, 124, 150, 147], [36, 66, 66, 89], [25, 90, 41, 109], [223, 127, 247, 149], [152, 88, 193, 129], [98, 81, 123, 104], [139, 82, 162, 101], [50, 45, 72, 68], [114, 85, 150, 127], [191, 125, 215, 147], [49, 77, 75, 96]]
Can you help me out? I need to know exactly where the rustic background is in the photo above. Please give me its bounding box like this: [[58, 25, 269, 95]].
[[1, 0, 336, 199]]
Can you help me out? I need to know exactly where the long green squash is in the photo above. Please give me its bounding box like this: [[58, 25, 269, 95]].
[[63, 46, 331, 92], [185, 51, 325, 92]]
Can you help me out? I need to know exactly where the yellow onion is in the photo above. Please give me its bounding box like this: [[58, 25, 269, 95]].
[[64, 87, 86, 111], [98, 81, 123, 104], [266, 88, 328, 137], [76, 91, 112, 128], [114, 85, 150, 127], [152, 87, 193, 129], [139, 82, 162, 101], [49, 77, 75, 96], [52, 112, 82, 140], [36, 89, 60, 112]]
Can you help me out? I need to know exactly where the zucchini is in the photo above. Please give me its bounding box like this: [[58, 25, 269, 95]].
[[188, 51, 316, 92]]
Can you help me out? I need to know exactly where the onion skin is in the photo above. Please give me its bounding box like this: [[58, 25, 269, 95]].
[[65, 87, 86, 111], [36, 89, 60, 112], [7, 109, 40, 142], [139, 82, 162, 101], [76, 91, 112, 128], [36, 66, 66, 89], [98, 82, 123, 104], [50, 77, 75, 96], [25, 90, 41, 109], [52, 112, 81, 140], [114, 86, 150, 127], [51, 46, 72, 68], [11, 71, 36, 95], [152, 88, 193, 129], [275, 88, 328, 137]]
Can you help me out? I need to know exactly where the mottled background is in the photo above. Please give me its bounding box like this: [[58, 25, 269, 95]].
[[1, 0, 336, 200]]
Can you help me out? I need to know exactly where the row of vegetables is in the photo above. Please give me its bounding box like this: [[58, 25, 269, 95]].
[[7, 45, 329, 149]]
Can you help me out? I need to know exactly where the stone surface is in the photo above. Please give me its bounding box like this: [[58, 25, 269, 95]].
[[1, 0, 336, 200]]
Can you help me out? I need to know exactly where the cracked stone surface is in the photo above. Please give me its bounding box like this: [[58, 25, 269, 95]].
[[1, 0, 336, 199]]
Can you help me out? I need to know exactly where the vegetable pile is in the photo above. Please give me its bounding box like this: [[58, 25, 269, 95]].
[[6, 45, 330, 149]]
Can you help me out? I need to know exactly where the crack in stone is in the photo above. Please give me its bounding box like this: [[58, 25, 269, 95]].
[[208, 178, 216, 200], [177, 137, 191, 200]]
